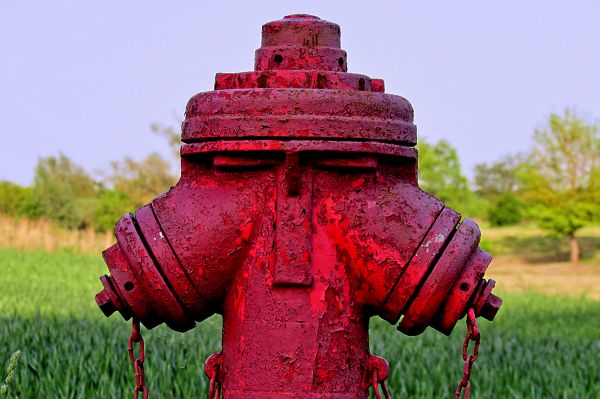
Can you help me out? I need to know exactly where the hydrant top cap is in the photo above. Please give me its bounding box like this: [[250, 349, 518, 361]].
[[261, 14, 341, 49], [256, 14, 345, 72], [283, 14, 321, 20], [182, 15, 418, 147]]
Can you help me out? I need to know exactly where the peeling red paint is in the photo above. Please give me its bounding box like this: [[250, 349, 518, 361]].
[[95, 14, 502, 398]]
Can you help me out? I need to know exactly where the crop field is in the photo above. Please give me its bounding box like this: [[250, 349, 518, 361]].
[[1, 248, 599, 398]]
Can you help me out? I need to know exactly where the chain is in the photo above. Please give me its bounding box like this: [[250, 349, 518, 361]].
[[454, 308, 480, 399], [122, 313, 480, 399], [207, 363, 221, 399], [128, 319, 149, 399], [371, 368, 392, 399]]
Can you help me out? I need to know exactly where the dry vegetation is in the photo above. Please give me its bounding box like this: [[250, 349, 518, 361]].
[[488, 261, 600, 300], [482, 224, 600, 300], [0, 215, 598, 300], [0, 216, 113, 254]]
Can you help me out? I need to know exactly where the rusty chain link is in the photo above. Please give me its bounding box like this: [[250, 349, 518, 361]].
[[128, 319, 149, 399], [454, 308, 480, 399], [122, 313, 480, 399], [207, 363, 221, 399], [371, 368, 392, 399], [369, 309, 483, 399]]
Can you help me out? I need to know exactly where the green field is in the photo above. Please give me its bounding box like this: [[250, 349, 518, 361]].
[[1, 249, 599, 398]]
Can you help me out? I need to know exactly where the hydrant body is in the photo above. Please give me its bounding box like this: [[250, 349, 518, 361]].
[[96, 15, 501, 398]]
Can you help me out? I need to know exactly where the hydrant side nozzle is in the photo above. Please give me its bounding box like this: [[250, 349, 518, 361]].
[[94, 14, 505, 397], [379, 211, 503, 336], [378, 206, 461, 325], [96, 209, 221, 332]]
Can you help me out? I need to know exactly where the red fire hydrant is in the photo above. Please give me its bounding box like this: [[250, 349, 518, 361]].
[[96, 14, 501, 398]]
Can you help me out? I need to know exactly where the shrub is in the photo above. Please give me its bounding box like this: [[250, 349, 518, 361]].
[[0, 182, 31, 217], [489, 194, 523, 226], [94, 190, 132, 232]]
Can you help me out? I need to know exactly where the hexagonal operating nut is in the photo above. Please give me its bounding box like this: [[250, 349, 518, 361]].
[[480, 292, 502, 321], [95, 289, 117, 317]]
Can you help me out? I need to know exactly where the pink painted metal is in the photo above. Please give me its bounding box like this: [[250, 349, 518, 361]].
[[95, 14, 502, 398]]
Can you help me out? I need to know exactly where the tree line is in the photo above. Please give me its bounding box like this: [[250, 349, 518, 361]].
[[0, 124, 180, 233], [418, 108, 599, 263], [0, 109, 598, 262]]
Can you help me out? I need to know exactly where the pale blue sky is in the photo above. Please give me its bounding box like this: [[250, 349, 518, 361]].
[[1, 1, 598, 185]]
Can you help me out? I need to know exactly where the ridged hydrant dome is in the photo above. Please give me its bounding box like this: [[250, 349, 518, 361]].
[[95, 14, 502, 399]]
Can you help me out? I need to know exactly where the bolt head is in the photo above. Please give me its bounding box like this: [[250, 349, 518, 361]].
[[480, 293, 502, 321], [96, 289, 116, 317]]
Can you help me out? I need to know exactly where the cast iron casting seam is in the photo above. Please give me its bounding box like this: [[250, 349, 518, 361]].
[[377, 205, 446, 314], [130, 214, 198, 322], [184, 115, 415, 125], [182, 136, 418, 147], [180, 141, 419, 159], [397, 216, 464, 319], [149, 203, 210, 310], [184, 149, 417, 163]]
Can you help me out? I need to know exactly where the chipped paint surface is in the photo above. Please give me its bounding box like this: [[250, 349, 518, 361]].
[[94, 14, 501, 398]]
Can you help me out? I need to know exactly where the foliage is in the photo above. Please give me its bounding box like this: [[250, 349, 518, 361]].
[[474, 155, 526, 226], [1, 111, 599, 237], [94, 190, 132, 232], [0, 182, 31, 217], [474, 154, 525, 199], [0, 151, 177, 232], [28, 153, 98, 229], [519, 109, 600, 261], [150, 123, 183, 160], [0, 181, 45, 222], [106, 152, 176, 208], [0, 249, 599, 398], [417, 138, 477, 216], [488, 194, 523, 226]]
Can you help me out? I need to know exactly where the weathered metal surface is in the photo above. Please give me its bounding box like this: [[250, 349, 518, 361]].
[[95, 14, 502, 398]]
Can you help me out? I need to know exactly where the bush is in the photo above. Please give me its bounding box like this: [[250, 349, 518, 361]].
[[489, 194, 523, 226], [94, 190, 132, 232], [0, 182, 32, 217], [30, 154, 98, 229]]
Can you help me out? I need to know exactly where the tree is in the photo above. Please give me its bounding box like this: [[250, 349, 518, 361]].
[[106, 152, 176, 208], [488, 194, 523, 226], [520, 108, 600, 263], [94, 189, 133, 232], [474, 155, 526, 226], [417, 138, 476, 215], [30, 153, 98, 228], [0, 181, 32, 216], [474, 154, 525, 199], [151, 123, 182, 160]]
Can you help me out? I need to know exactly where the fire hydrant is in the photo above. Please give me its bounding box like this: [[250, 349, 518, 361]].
[[95, 14, 502, 399]]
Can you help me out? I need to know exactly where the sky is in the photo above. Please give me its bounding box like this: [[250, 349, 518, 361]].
[[1, 0, 598, 185]]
